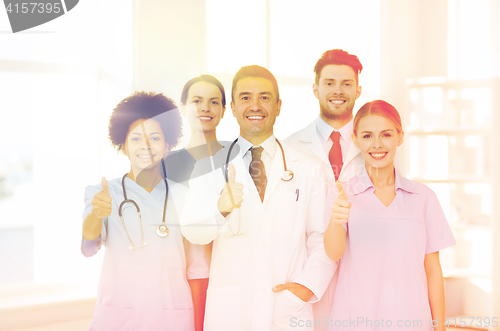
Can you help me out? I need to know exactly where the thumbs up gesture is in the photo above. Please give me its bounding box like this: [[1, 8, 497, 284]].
[[218, 164, 244, 216], [330, 181, 351, 225], [92, 177, 112, 219]]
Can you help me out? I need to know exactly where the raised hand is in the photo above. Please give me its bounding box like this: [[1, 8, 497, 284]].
[[217, 164, 244, 216], [92, 177, 112, 219], [330, 181, 351, 225]]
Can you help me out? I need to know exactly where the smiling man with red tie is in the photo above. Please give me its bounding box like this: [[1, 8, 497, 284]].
[[285, 49, 365, 330]]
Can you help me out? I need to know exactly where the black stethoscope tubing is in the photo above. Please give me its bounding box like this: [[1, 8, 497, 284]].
[[118, 159, 169, 248], [224, 138, 293, 183]]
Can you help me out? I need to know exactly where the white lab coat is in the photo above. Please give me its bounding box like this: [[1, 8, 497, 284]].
[[82, 177, 207, 331], [285, 120, 364, 330], [181, 139, 336, 331]]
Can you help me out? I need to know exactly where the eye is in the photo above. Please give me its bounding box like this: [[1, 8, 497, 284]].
[[241, 96, 249, 101], [325, 82, 332, 86], [362, 134, 371, 139], [211, 101, 219, 105], [193, 99, 201, 104], [151, 136, 160, 141], [131, 137, 140, 142], [261, 96, 269, 100], [344, 83, 351, 87]]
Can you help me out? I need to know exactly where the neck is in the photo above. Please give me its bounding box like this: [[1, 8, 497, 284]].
[[241, 132, 272, 147], [365, 163, 395, 188], [320, 113, 353, 131], [185, 129, 223, 160], [127, 165, 163, 193], [186, 129, 219, 149]]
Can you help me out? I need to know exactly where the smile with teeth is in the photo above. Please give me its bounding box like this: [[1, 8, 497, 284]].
[[198, 116, 213, 121], [137, 154, 156, 159], [247, 115, 265, 120], [369, 152, 387, 160], [329, 99, 346, 105]]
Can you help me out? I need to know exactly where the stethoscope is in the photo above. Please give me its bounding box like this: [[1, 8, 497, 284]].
[[118, 159, 169, 250], [223, 138, 294, 236]]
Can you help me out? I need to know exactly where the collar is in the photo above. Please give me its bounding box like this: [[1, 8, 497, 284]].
[[316, 116, 353, 144], [238, 134, 277, 159], [351, 167, 418, 195]]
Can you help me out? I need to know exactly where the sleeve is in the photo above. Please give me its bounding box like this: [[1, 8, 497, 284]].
[[184, 238, 211, 280], [424, 188, 457, 254], [180, 157, 230, 245], [292, 158, 338, 302], [81, 184, 108, 258]]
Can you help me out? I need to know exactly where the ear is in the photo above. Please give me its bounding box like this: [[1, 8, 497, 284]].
[[221, 106, 226, 119], [356, 85, 362, 100], [313, 83, 319, 100], [164, 142, 170, 154], [397, 131, 404, 147], [351, 132, 360, 149], [276, 99, 282, 117], [231, 101, 236, 117]]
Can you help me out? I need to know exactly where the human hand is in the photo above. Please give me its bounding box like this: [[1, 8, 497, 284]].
[[272, 282, 314, 302], [330, 181, 351, 225], [92, 177, 112, 219], [217, 164, 244, 216]]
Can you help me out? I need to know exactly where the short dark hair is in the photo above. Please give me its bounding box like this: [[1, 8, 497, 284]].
[[314, 49, 363, 85], [109, 91, 182, 151], [231, 65, 279, 102], [353, 100, 402, 135], [180, 74, 226, 107]]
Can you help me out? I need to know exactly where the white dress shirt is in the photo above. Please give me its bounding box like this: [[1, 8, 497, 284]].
[[315, 117, 353, 163]]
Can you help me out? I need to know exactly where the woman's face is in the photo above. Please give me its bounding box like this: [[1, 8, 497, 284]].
[[352, 114, 404, 171], [183, 81, 225, 133], [122, 118, 170, 172]]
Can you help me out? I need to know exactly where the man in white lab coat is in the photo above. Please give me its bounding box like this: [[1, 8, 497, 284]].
[[182, 65, 336, 331], [285, 49, 365, 330]]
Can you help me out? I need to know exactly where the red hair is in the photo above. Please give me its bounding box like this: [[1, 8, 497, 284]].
[[353, 100, 402, 135]]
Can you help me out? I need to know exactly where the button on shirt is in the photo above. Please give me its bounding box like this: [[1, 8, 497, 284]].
[[316, 117, 353, 163]]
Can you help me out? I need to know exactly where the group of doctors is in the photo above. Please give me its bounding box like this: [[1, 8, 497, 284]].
[[81, 49, 455, 331]]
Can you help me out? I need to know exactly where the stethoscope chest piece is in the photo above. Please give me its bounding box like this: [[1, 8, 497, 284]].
[[156, 224, 169, 237], [281, 170, 294, 181]]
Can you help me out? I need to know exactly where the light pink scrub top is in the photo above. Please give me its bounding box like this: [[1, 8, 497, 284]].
[[82, 177, 208, 331], [329, 168, 456, 331]]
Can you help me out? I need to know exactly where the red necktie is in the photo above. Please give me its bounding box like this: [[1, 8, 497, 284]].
[[329, 131, 343, 181]]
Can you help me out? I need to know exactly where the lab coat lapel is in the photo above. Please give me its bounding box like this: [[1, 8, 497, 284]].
[[340, 142, 361, 175], [231, 151, 260, 199], [298, 121, 330, 167], [263, 140, 298, 205]]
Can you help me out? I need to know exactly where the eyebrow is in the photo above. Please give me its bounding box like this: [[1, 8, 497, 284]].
[[191, 96, 221, 100], [323, 78, 355, 83], [130, 131, 162, 135], [238, 91, 272, 97], [360, 129, 394, 134]]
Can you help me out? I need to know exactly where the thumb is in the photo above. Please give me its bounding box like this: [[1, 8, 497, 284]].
[[228, 163, 236, 183], [102, 177, 109, 194], [336, 180, 347, 200], [272, 283, 290, 292]]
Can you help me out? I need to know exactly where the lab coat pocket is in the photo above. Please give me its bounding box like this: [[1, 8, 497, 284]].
[[161, 309, 194, 331], [273, 290, 313, 330], [90, 302, 136, 331], [205, 285, 241, 331]]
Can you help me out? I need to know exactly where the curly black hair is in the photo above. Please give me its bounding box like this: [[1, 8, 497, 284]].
[[108, 91, 183, 151]]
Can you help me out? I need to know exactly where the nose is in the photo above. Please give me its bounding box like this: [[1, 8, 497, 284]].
[[373, 136, 383, 148], [249, 97, 261, 111], [200, 100, 210, 112]]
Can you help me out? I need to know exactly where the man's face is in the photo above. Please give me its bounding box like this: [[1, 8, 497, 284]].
[[313, 64, 361, 123], [231, 77, 281, 144]]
